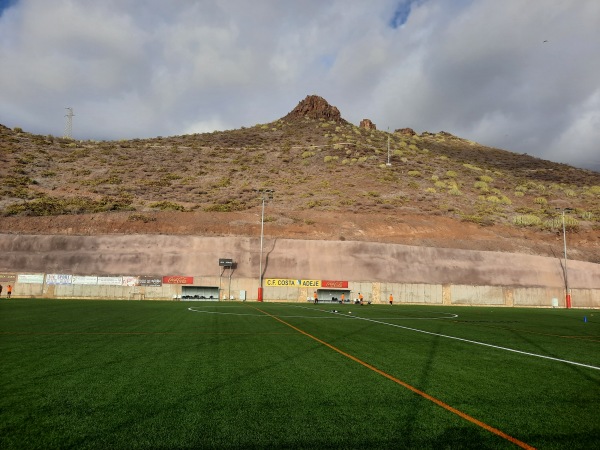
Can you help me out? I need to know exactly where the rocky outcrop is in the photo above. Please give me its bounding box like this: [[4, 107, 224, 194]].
[[283, 95, 344, 122], [395, 127, 416, 136], [359, 119, 376, 130]]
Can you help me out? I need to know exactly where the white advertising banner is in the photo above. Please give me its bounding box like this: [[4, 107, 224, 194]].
[[46, 274, 73, 285], [72, 275, 98, 285], [17, 273, 45, 284], [122, 276, 139, 286], [97, 276, 123, 286]]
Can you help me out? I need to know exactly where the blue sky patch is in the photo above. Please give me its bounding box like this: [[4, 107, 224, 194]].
[[0, 0, 18, 17], [389, 1, 414, 29]]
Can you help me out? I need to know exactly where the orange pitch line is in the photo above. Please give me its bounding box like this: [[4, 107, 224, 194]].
[[255, 307, 535, 450]]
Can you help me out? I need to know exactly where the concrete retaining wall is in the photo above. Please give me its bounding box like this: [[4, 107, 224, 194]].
[[1, 233, 599, 308]]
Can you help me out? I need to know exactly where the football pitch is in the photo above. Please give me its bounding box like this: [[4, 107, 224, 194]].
[[1, 299, 598, 449]]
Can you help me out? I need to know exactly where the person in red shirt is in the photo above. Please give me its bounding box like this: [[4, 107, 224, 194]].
[[7, 285, 12, 299]]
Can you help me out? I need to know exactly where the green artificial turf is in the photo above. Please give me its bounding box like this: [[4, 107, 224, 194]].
[[1, 300, 598, 449]]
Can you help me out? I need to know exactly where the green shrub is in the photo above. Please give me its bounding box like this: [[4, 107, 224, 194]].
[[544, 215, 579, 231], [203, 200, 242, 212], [128, 214, 157, 223], [3, 195, 133, 216], [446, 170, 457, 178], [474, 181, 489, 191], [513, 214, 542, 226], [463, 163, 482, 171], [148, 201, 185, 211], [461, 214, 495, 226], [306, 199, 323, 208], [533, 197, 547, 205], [407, 170, 421, 177]]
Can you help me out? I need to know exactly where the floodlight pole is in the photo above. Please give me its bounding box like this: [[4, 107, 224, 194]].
[[255, 189, 274, 302], [556, 208, 573, 308]]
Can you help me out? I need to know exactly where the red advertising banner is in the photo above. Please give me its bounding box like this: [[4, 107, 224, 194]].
[[321, 280, 348, 288], [163, 275, 193, 285]]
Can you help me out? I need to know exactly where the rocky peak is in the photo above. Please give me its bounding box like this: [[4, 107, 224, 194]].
[[284, 95, 344, 122], [359, 119, 376, 130]]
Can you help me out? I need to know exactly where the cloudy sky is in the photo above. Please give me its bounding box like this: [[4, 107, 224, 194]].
[[1, 0, 599, 171]]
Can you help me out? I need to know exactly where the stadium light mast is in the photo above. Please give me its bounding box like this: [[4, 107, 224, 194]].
[[64, 107, 74, 139], [556, 207, 574, 308], [255, 189, 274, 302]]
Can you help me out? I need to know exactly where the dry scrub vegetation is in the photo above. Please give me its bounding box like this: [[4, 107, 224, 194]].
[[1, 96, 599, 262]]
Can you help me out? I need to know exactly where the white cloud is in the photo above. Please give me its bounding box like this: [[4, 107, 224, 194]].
[[0, 0, 598, 171]]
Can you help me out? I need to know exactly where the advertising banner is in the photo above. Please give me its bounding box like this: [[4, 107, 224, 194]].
[[264, 279, 322, 288], [122, 276, 139, 286], [265, 278, 299, 287], [17, 273, 45, 284], [97, 276, 123, 286], [46, 274, 73, 285], [139, 276, 162, 287], [321, 280, 349, 289], [163, 276, 193, 285], [0, 274, 17, 283], [72, 275, 98, 285]]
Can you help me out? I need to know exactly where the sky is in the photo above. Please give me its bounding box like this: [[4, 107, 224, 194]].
[[1, 0, 599, 172]]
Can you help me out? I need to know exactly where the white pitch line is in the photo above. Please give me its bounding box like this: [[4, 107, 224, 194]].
[[287, 304, 459, 320], [351, 314, 600, 371], [187, 307, 347, 319], [189, 305, 599, 371]]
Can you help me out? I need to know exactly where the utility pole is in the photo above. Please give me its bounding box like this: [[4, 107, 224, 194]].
[[64, 107, 74, 139], [557, 208, 574, 308], [254, 189, 274, 301]]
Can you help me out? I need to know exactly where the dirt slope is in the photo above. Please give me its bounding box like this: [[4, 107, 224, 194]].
[[0, 209, 597, 263]]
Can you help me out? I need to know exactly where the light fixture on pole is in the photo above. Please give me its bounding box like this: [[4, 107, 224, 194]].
[[556, 208, 574, 308], [255, 189, 274, 302]]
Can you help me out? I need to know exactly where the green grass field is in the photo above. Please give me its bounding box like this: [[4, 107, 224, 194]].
[[1, 299, 598, 449]]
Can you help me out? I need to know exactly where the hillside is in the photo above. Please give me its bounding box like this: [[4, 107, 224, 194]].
[[1, 95, 599, 263]]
